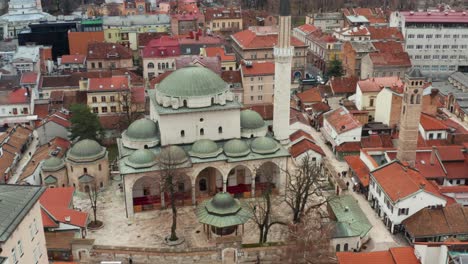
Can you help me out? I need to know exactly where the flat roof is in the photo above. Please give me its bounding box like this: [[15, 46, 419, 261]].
[[401, 11, 468, 23]]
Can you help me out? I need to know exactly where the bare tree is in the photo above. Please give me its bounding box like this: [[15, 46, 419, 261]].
[[248, 165, 286, 244], [87, 183, 103, 228], [285, 154, 329, 223], [285, 210, 337, 264], [117, 89, 144, 131], [158, 147, 187, 242]]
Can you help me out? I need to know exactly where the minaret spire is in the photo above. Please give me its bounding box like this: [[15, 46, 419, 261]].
[[272, 0, 293, 145]]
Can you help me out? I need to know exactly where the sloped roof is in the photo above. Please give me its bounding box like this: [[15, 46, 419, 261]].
[[358, 77, 404, 93], [297, 88, 322, 103], [337, 247, 419, 264], [330, 76, 358, 94], [329, 195, 372, 238], [241, 61, 275, 76], [232, 27, 307, 49], [367, 26, 403, 41], [344, 156, 370, 187], [204, 46, 235, 62], [296, 24, 318, 34], [87, 42, 132, 60], [40, 187, 88, 228], [368, 52, 411, 67], [324, 107, 362, 134], [419, 113, 449, 131], [290, 138, 325, 158], [61, 54, 86, 64], [289, 129, 314, 143], [87, 76, 129, 91], [20, 72, 38, 84]]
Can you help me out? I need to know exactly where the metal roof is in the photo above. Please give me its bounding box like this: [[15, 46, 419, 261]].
[[196, 193, 252, 228], [0, 185, 45, 242], [329, 195, 372, 238]]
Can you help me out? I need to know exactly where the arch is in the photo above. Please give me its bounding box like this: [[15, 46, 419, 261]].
[[255, 161, 281, 196], [132, 176, 161, 212], [336, 244, 341, 252], [147, 62, 154, 69], [211, 97, 215, 104], [410, 94, 414, 104], [158, 63, 161, 70], [194, 166, 224, 201], [226, 164, 254, 197], [416, 94, 421, 104], [183, 100, 187, 107], [344, 243, 349, 251], [200, 128, 205, 136], [218, 126, 223, 134], [166, 62, 169, 69]]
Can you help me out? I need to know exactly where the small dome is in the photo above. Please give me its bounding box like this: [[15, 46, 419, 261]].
[[223, 139, 250, 157], [126, 149, 157, 169], [68, 139, 105, 162], [251, 137, 280, 154], [42, 157, 64, 171], [125, 119, 158, 140], [157, 66, 227, 98], [240, 110, 265, 129], [205, 192, 241, 215], [158, 145, 188, 165], [189, 139, 222, 159]]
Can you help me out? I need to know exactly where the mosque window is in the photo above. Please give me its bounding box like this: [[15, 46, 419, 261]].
[[200, 128, 205, 136], [181, 130, 185, 137], [199, 179, 207, 191], [218, 126, 223, 134]]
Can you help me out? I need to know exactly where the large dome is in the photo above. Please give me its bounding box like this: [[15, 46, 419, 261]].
[[251, 137, 280, 154], [126, 119, 158, 140], [223, 139, 250, 157], [205, 192, 240, 215], [189, 139, 222, 159], [126, 149, 157, 169], [42, 157, 65, 172], [157, 66, 228, 97], [240, 110, 265, 129], [68, 139, 105, 162], [158, 145, 189, 165]]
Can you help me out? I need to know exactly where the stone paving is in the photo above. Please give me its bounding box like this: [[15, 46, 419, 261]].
[[74, 180, 290, 249]]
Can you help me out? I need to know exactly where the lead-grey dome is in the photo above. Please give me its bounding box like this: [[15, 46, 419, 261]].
[[125, 149, 157, 169], [157, 66, 228, 97], [240, 110, 265, 130], [42, 157, 65, 172], [158, 145, 189, 165], [125, 119, 158, 140], [189, 139, 222, 159], [223, 139, 250, 157], [68, 139, 106, 162], [251, 137, 280, 154]]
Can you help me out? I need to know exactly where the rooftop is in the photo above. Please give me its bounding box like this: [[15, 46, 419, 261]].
[[358, 77, 404, 93], [231, 27, 307, 49], [296, 88, 323, 103], [329, 76, 359, 94], [289, 138, 325, 158], [295, 24, 319, 34], [87, 42, 132, 60], [399, 10, 468, 24], [336, 247, 419, 264], [87, 76, 129, 91], [329, 195, 372, 238], [324, 106, 362, 134], [204, 46, 235, 62], [241, 61, 275, 76], [40, 187, 88, 228], [419, 113, 449, 131], [0, 185, 45, 242], [61, 54, 86, 64], [344, 156, 370, 187]]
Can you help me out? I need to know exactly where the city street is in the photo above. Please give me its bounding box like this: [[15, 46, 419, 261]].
[[9, 130, 39, 184]]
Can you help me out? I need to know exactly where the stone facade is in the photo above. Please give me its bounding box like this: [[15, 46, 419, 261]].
[[66, 154, 110, 192]]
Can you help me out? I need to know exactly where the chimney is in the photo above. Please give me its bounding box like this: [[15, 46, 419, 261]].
[[430, 146, 436, 165]]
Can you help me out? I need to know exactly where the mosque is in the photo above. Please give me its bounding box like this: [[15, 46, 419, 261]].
[[118, 0, 295, 218]]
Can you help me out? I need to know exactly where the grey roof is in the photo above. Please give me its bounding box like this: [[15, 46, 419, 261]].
[[279, 0, 290, 16], [406, 68, 424, 79], [0, 185, 45, 242], [103, 14, 170, 26], [196, 193, 252, 228], [78, 174, 94, 183], [329, 195, 372, 239], [350, 42, 375, 53], [346, 15, 369, 23], [0, 257, 7, 263], [450, 72, 468, 87]]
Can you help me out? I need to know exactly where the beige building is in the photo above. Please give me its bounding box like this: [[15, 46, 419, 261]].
[[83, 76, 134, 115], [86, 42, 134, 71], [0, 185, 48, 264], [204, 7, 242, 33], [240, 61, 275, 105]]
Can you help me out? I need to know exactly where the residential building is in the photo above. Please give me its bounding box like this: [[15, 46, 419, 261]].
[[434, 71, 468, 123], [337, 247, 419, 264], [231, 26, 307, 80], [85, 75, 131, 115], [403, 204, 468, 244], [328, 76, 359, 97], [294, 88, 323, 111], [342, 8, 388, 27], [178, 34, 225, 56], [240, 61, 275, 105], [221, 70, 243, 103], [289, 130, 325, 164], [360, 48, 411, 80], [175, 55, 221, 75], [390, 10, 468, 79], [322, 106, 363, 157], [0, 125, 34, 183], [333, 26, 371, 42], [241, 10, 277, 29], [304, 12, 344, 32], [328, 195, 372, 252], [306, 30, 342, 74], [0, 87, 35, 126], [204, 7, 242, 34], [103, 14, 171, 52], [292, 24, 319, 44], [40, 187, 88, 261], [121, 0, 149, 15], [202, 46, 236, 71], [0, 184, 48, 263], [170, 13, 200, 36], [367, 26, 404, 42], [36, 111, 71, 145], [368, 160, 447, 233], [142, 36, 180, 79], [11, 45, 44, 74], [356, 77, 405, 120], [86, 42, 133, 71], [419, 113, 450, 140], [341, 41, 375, 77], [68, 19, 105, 56], [59, 54, 87, 73]]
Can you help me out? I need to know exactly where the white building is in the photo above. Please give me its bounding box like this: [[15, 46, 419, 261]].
[[322, 106, 363, 149], [11, 45, 42, 74], [368, 160, 447, 233], [0, 185, 48, 264], [390, 10, 468, 79], [332, 26, 370, 42], [0, 87, 35, 126]]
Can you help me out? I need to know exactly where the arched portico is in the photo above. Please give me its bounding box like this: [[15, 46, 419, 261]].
[[193, 166, 224, 204], [132, 176, 161, 213], [226, 164, 254, 198], [254, 161, 281, 196]]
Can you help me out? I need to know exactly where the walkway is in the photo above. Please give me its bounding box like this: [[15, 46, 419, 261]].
[[9, 130, 39, 184], [306, 128, 404, 251]]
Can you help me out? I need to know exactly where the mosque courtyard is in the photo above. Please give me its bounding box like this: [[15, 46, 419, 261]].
[[73, 179, 294, 249]]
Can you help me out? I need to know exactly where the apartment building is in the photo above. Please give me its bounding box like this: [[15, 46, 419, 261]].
[[240, 61, 275, 105]]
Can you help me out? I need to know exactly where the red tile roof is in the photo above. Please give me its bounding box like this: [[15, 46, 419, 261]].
[[337, 247, 419, 264], [244, 104, 273, 120], [367, 26, 404, 41], [358, 77, 404, 93], [344, 155, 370, 187], [437, 145, 465, 161], [142, 36, 181, 58], [87, 42, 132, 60], [241, 61, 275, 76], [290, 138, 325, 158], [371, 161, 445, 203], [290, 108, 309, 125], [386, 151, 446, 179], [289, 129, 314, 143], [20, 72, 38, 85], [204, 46, 236, 62], [297, 88, 323, 103], [309, 102, 331, 113], [87, 76, 129, 91], [296, 24, 318, 34], [329, 76, 358, 94], [49, 90, 64, 102], [372, 41, 405, 53], [1, 88, 30, 104], [232, 28, 307, 49], [175, 56, 221, 75], [38, 113, 71, 128], [368, 52, 411, 67], [324, 107, 362, 134], [419, 113, 449, 131], [138, 32, 169, 48], [361, 134, 393, 148], [204, 7, 241, 22], [335, 142, 361, 152], [61, 54, 86, 64], [221, 70, 242, 83], [149, 71, 173, 88], [40, 187, 88, 228]]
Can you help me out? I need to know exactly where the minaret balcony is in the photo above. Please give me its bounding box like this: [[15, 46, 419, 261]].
[[273, 46, 294, 58]]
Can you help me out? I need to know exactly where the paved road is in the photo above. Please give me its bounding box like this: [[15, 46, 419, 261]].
[[9, 130, 39, 184], [306, 128, 404, 251]]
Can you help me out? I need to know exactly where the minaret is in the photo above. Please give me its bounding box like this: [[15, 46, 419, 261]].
[[273, 0, 293, 145], [396, 68, 425, 166]]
